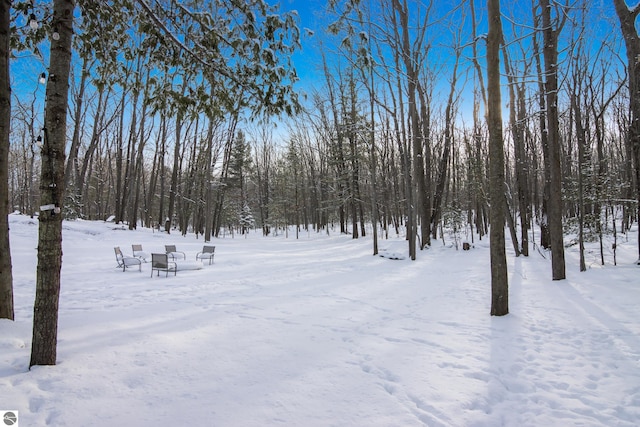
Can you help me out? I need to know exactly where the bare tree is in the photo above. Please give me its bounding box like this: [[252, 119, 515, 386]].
[[501, 21, 532, 257], [469, 0, 489, 241], [392, 0, 433, 254], [613, 0, 640, 264], [0, 0, 13, 320], [569, 50, 588, 272], [488, 0, 508, 316], [540, 0, 567, 280]]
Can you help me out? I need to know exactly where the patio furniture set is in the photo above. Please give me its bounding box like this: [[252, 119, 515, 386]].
[[114, 244, 215, 276]]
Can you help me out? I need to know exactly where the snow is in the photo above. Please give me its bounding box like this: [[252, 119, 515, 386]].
[[1, 213, 640, 427]]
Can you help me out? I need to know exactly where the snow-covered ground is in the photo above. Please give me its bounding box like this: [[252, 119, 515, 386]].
[[1, 213, 639, 426]]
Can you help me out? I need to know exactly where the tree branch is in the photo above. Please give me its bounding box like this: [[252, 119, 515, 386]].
[[133, 0, 239, 86]]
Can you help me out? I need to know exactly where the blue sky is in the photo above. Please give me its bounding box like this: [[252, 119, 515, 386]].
[[278, 0, 332, 92], [9, 0, 625, 132]]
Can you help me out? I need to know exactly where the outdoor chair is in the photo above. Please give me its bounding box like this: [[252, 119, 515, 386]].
[[114, 246, 142, 272], [196, 245, 216, 265], [165, 244, 186, 260], [151, 253, 177, 277], [132, 244, 150, 262]]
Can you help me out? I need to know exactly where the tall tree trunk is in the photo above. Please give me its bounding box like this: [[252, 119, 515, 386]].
[[114, 91, 126, 223], [470, 0, 488, 241], [77, 86, 108, 204], [321, 53, 348, 234], [64, 56, 89, 194], [389, 28, 414, 258], [368, 61, 378, 255], [348, 75, 360, 239], [541, 0, 566, 280], [488, 0, 508, 316], [432, 50, 460, 237], [532, 8, 551, 250], [128, 72, 151, 230], [394, 0, 429, 253], [30, 0, 75, 367], [502, 43, 529, 256], [156, 115, 167, 229], [212, 117, 238, 237], [122, 60, 143, 229], [416, 82, 432, 245], [572, 84, 587, 272], [613, 0, 640, 263], [204, 118, 216, 241], [0, 0, 13, 320], [166, 110, 183, 234]]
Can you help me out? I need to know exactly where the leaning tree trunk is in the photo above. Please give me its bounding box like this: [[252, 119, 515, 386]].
[[30, 0, 75, 367], [0, 0, 14, 320], [487, 0, 508, 316]]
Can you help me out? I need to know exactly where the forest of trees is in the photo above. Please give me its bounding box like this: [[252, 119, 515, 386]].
[[1, 0, 640, 361]]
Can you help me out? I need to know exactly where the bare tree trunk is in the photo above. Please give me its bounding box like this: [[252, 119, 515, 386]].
[[488, 0, 508, 316], [532, 7, 551, 250], [502, 42, 529, 256], [394, 0, 430, 253], [541, 0, 566, 280], [128, 68, 151, 229], [569, 52, 588, 272], [204, 117, 217, 241], [64, 56, 89, 194], [613, 0, 640, 263], [389, 28, 414, 258], [166, 109, 183, 234], [212, 117, 238, 237], [77, 86, 109, 204], [367, 60, 378, 255], [30, 0, 75, 367], [122, 60, 144, 229], [470, 0, 488, 241], [157, 115, 167, 230], [348, 76, 360, 239], [321, 53, 349, 235], [431, 48, 460, 238], [114, 91, 126, 223], [0, 0, 13, 320]]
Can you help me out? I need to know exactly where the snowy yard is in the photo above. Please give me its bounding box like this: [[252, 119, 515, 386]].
[[1, 213, 639, 426]]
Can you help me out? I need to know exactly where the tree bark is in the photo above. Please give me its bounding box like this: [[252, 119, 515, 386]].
[[613, 0, 640, 263], [30, 0, 75, 367], [0, 0, 13, 320], [488, 0, 508, 316], [502, 43, 529, 256], [64, 56, 89, 195], [431, 50, 460, 239], [394, 0, 430, 253], [532, 8, 551, 250], [367, 59, 378, 255], [541, 0, 566, 280], [166, 109, 183, 234]]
